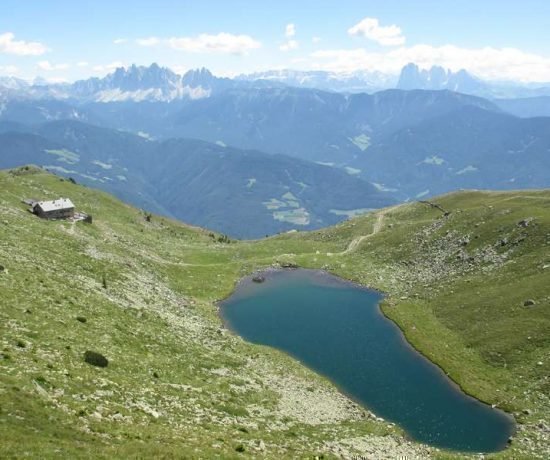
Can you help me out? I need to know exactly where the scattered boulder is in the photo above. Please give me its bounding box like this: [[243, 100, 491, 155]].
[[76, 316, 87, 323], [459, 237, 470, 246], [280, 262, 298, 269], [524, 299, 536, 307], [84, 350, 109, 368], [0, 264, 4, 272], [518, 218, 534, 228], [252, 275, 265, 283]]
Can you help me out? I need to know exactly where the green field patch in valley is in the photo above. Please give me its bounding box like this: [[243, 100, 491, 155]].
[[349, 134, 371, 151], [273, 207, 310, 225], [45, 148, 80, 164], [92, 160, 113, 170], [330, 208, 373, 218]]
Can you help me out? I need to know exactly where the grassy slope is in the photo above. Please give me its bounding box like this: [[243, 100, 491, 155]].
[[287, 190, 550, 458], [1, 167, 548, 458]]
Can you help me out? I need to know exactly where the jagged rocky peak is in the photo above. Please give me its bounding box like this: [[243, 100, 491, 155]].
[[182, 67, 216, 87], [106, 63, 181, 91], [429, 65, 448, 87], [397, 63, 425, 89], [66, 63, 221, 102], [397, 63, 486, 93]]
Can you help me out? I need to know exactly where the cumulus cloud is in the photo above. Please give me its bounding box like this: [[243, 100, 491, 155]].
[[280, 40, 298, 52], [348, 17, 405, 46], [280, 23, 298, 52], [312, 36, 322, 44], [0, 32, 48, 55], [42, 76, 69, 84], [0, 65, 18, 75], [309, 44, 550, 82], [77, 61, 89, 67], [91, 61, 125, 75], [168, 33, 261, 55], [37, 60, 69, 71], [136, 37, 161, 47], [285, 23, 296, 38], [169, 64, 189, 75], [113, 38, 128, 45]]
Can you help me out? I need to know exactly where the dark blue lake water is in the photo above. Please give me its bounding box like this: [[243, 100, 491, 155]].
[[220, 269, 515, 453]]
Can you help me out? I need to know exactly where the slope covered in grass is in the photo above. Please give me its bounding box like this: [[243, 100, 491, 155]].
[[1, 166, 549, 458]]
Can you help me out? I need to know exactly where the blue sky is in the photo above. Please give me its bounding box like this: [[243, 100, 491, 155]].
[[1, 0, 550, 82]]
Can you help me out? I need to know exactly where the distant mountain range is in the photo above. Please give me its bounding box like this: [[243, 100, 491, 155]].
[[0, 64, 250, 103], [237, 64, 550, 99], [0, 120, 393, 238], [236, 69, 397, 93], [397, 63, 487, 94], [3, 62, 550, 102], [494, 96, 550, 118], [0, 69, 500, 163], [1, 63, 550, 236], [348, 105, 550, 198]]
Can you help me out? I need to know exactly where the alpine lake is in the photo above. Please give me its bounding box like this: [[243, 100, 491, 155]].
[[220, 269, 515, 453]]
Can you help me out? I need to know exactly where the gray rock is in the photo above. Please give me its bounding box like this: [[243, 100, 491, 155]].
[[459, 237, 470, 246], [84, 350, 109, 368], [280, 262, 298, 269], [518, 217, 534, 228], [524, 299, 536, 307]]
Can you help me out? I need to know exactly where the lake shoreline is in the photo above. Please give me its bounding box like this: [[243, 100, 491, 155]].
[[218, 267, 516, 453]]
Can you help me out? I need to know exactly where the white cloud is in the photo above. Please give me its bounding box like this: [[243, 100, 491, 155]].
[[136, 37, 161, 47], [280, 24, 298, 52], [0, 65, 18, 75], [168, 33, 261, 55], [91, 61, 125, 75], [169, 64, 189, 75], [37, 60, 70, 71], [348, 17, 405, 46], [113, 38, 128, 45], [309, 44, 550, 82], [280, 39, 298, 52], [285, 23, 296, 38], [77, 61, 89, 67], [0, 32, 48, 56], [312, 36, 322, 44], [43, 76, 69, 84]]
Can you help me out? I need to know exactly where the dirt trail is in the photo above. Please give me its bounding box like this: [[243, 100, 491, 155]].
[[339, 210, 387, 255]]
